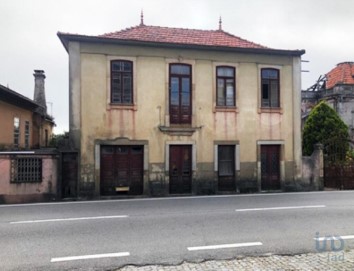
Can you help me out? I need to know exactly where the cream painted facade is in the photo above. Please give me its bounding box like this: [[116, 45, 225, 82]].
[[59, 34, 305, 196]]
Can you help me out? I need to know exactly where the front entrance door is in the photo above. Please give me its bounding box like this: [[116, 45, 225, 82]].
[[261, 145, 281, 190], [100, 145, 144, 195], [169, 145, 192, 194]]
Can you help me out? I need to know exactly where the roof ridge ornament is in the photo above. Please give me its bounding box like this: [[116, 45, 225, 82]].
[[219, 16, 222, 31], [140, 10, 144, 26]]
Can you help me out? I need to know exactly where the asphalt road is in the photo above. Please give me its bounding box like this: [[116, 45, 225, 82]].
[[1, 191, 354, 271]]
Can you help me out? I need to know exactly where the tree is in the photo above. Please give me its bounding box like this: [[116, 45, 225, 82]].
[[49, 132, 69, 148], [302, 101, 349, 159]]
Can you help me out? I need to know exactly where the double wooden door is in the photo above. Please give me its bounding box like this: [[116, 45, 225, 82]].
[[169, 145, 192, 194], [100, 145, 143, 195]]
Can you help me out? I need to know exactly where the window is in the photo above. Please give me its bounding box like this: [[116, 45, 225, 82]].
[[11, 158, 42, 183], [169, 64, 192, 124], [261, 68, 279, 108], [25, 121, 30, 149], [111, 60, 133, 104], [216, 66, 235, 106], [218, 145, 235, 177], [14, 117, 20, 149], [218, 145, 236, 191], [45, 129, 48, 147]]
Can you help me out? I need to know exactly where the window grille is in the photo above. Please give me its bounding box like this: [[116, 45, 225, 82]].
[[11, 158, 42, 183]]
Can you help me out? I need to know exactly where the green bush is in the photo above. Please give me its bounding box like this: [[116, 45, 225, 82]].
[[302, 101, 349, 159]]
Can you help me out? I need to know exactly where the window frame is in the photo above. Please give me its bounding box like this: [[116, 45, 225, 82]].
[[13, 117, 20, 149], [24, 121, 30, 149], [169, 63, 192, 125], [216, 66, 236, 107], [218, 145, 235, 177], [110, 60, 134, 105], [261, 68, 280, 108]]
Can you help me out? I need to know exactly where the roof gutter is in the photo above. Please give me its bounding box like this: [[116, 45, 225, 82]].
[[57, 32, 305, 57]]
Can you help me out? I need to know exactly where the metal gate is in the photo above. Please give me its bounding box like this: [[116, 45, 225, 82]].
[[61, 152, 78, 198], [324, 136, 354, 189], [325, 163, 354, 189], [100, 145, 144, 195], [169, 145, 192, 194]]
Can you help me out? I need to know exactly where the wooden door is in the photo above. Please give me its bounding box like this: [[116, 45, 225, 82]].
[[100, 145, 143, 195], [169, 145, 192, 194], [261, 145, 281, 190]]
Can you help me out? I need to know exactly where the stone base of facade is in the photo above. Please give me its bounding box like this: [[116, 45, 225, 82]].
[[0, 193, 57, 204]]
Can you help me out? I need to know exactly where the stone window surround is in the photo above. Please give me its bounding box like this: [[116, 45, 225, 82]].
[[212, 62, 239, 113], [213, 140, 240, 172], [257, 64, 283, 114], [106, 56, 138, 111], [164, 58, 196, 127]]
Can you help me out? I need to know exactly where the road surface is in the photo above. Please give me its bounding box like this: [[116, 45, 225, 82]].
[[1, 191, 354, 270]]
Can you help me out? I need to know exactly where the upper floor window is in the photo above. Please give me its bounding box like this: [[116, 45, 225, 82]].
[[169, 64, 192, 124], [111, 60, 133, 105], [25, 121, 30, 149], [261, 68, 280, 108], [216, 66, 235, 107], [14, 117, 20, 149]]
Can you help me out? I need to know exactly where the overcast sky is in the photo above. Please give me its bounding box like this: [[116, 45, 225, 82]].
[[1, 0, 353, 133]]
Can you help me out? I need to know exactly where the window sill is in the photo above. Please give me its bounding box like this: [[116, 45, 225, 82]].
[[213, 106, 239, 113], [108, 104, 137, 111], [158, 125, 202, 136], [258, 107, 283, 114]]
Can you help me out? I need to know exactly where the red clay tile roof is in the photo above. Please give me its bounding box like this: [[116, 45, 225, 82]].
[[99, 24, 268, 49], [326, 62, 354, 89]]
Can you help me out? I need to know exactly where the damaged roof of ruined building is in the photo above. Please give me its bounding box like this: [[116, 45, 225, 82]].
[[326, 62, 354, 89]]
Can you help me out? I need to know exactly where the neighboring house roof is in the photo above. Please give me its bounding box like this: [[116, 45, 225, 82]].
[[58, 24, 305, 56], [326, 62, 354, 89], [0, 84, 38, 111], [0, 84, 55, 124]]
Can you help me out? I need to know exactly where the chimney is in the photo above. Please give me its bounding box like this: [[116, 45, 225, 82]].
[[33, 70, 47, 114]]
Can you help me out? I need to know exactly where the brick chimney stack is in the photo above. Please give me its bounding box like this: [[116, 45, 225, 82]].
[[33, 70, 47, 114]]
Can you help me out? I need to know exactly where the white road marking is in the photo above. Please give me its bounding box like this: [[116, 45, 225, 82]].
[[51, 252, 130, 263], [10, 215, 128, 224], [188, 242, 263, 251], [236, 205, 326, 212], [314, 235, 354, 241]]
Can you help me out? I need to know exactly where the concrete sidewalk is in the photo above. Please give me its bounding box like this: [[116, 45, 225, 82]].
[[117, 250, 354, 271]]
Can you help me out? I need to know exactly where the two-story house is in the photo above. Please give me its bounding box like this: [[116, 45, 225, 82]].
[[58, 19, 305, 197]]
